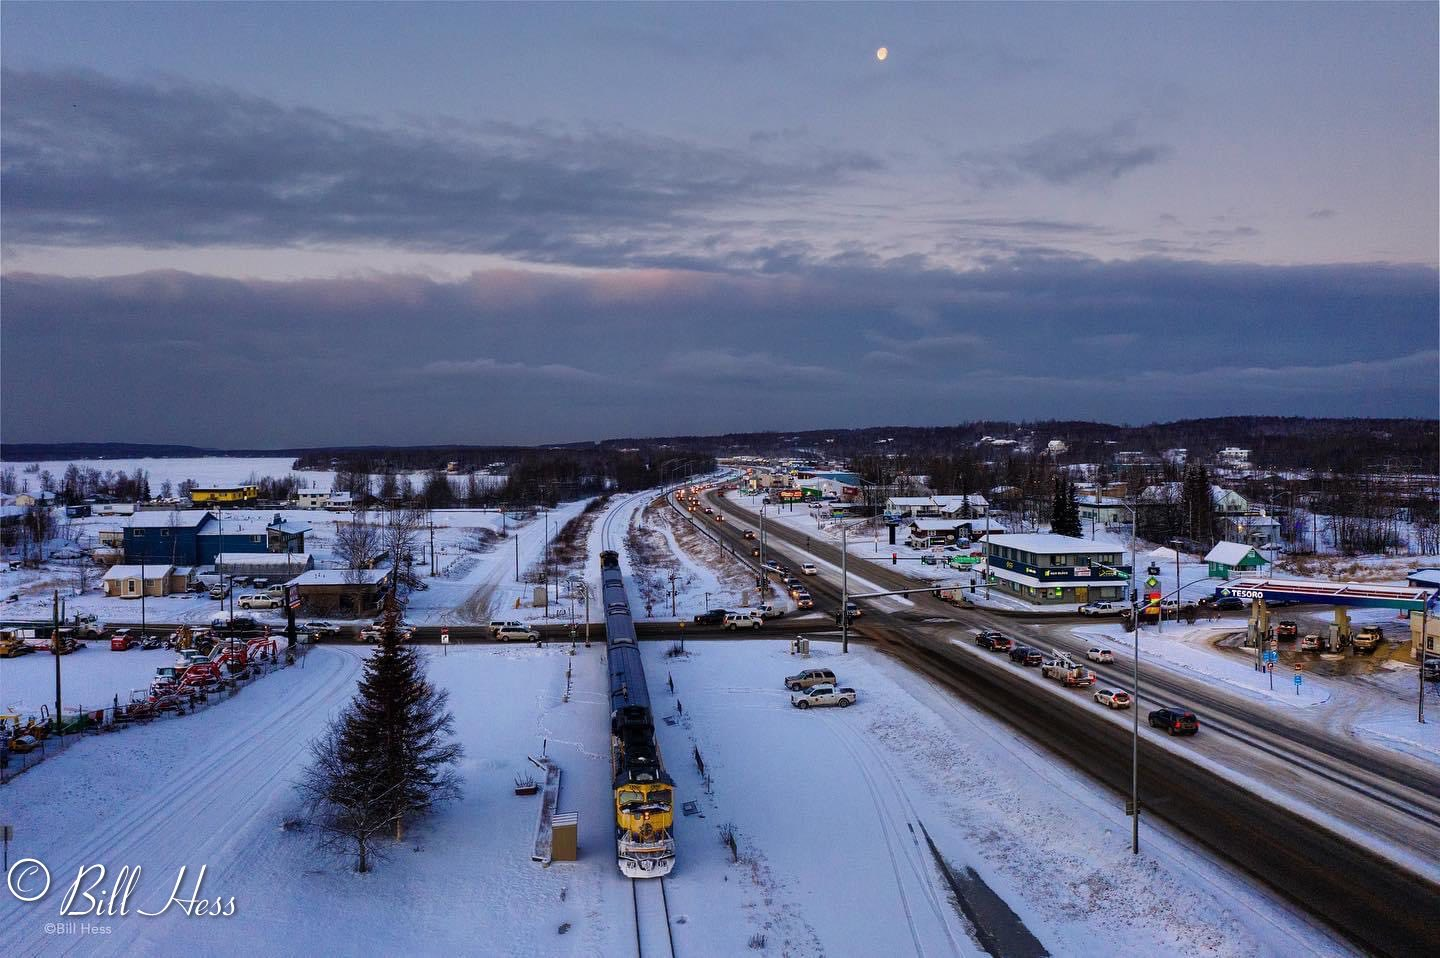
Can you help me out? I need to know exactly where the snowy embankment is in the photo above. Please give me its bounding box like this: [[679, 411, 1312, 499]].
[[647, 639, 1346, 956]]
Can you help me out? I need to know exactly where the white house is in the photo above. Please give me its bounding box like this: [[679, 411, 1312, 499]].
[[885, 496, 940, 518], [932, 495, 989, 518], [1218, 447, 1251, 466], [294, 491, 329, 509], [325, 491, 356, 511], [1077, 496, 1131, 528]]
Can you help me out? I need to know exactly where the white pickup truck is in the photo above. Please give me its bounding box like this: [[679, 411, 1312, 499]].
[[1042, 653, 1096, 687], [790, 685, 857, 709]]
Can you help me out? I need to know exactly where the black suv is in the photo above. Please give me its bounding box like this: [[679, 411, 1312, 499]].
[[692, 609, 728, 626], [1009, 644, 1042, 666], [1148, 707, 1200, 735]]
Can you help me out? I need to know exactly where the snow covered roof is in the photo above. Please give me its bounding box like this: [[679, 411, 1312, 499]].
[[1408, 569, 1440, 587], [1204, 541, 1267, 566], [287, 568, 389, 587], [932, 494, 988, 509], [910, 518, 965, 531], [127, 510, 212, 529], [198, 517, 269, 536], [216, 552, 314, 568], [987, 533, 1117, 554], [887, 497, 934, 507], [1148, 546, 1181, 561], [268, 519, 311, 535], [103, 564, 174, 580]]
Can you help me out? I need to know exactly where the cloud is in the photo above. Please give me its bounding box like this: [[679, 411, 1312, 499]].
[[0, 68, 881, 265], [657, 349, 835, 384], [1, 257, 1434, 445], [418, 357, 605, 382], [962, 119, 1170, 188]]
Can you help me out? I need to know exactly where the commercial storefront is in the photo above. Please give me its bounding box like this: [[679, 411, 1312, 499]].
[[984, 533, 1131, 605]]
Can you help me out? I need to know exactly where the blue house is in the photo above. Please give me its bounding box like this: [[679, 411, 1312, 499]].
[[124, 510, 310, 565], [123, 510, 213, 564]]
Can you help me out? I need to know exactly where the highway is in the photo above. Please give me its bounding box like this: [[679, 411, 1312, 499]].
[[692, 485, 1440, 958]]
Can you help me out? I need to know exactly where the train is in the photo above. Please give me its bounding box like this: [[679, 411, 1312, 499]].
[[600, 549, 676, 878]]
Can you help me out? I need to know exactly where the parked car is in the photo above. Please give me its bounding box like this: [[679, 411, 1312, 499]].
[[493, 624, 539, 643], [801, 563, 818, 575], [110, 629, 138, 651], [140, 634, 163, 650], [1086, 647, 1115, 664], [692, 609, 728, 626], [1148, 706, 1200, 735], [784, 668, 837, 691], [209, 584, 229, 600], [1300, 633, 1320, 651], [1093, 688, 1132, 709], [1079, 602, 1122, 616], [1352, 626, 1386, 653], [723, 612, 762, 630], [301, 620, 339, 635], [1275, 620, 1299, 640], [1423, 659, 1440, 682], [790, 685, 857, 709], [1007, 645, 1043, 666], [211, 615, 260, 631], [237, 593, 281, 610]]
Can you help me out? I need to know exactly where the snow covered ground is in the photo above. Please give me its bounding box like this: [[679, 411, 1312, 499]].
[[0, 636, 1349, 957], [1, 646, 185, 718]]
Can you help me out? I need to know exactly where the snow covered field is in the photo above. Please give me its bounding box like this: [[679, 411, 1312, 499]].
[[0, 637, 1349, 957], [1, 646, 184, 718]]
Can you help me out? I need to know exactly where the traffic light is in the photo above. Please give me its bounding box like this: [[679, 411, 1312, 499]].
[[1146, 575, 1161, 607], [892, 553, 897, 565]]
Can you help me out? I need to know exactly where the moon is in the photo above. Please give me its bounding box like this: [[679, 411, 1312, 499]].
[[876, 46, 888, 62]]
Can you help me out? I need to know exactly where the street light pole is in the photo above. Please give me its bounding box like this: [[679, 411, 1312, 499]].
[[842, 522, 849, 654]]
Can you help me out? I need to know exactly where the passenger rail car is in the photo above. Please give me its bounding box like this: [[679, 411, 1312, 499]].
[[600, 550, 676, 878]]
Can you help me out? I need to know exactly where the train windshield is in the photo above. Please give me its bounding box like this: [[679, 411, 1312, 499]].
[[618, 787, 671, 812]]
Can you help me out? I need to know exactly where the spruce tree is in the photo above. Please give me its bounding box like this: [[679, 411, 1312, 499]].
[[1060, 479, 1082, 537], [345, 597, 462, 839]]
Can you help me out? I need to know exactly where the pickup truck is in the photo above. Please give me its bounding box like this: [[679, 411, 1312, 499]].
[[790, 685, 857, 709], [747, 604, 782, 619], [1042, 656, 1096, 687], [1079, 602, 1122, 616], [237, 593, 281, 610]]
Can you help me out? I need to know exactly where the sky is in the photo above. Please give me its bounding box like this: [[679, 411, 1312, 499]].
[[1, 1, 1436, 447]]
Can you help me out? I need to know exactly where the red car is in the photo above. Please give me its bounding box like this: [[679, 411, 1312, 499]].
[[110, 629, 138, 651]]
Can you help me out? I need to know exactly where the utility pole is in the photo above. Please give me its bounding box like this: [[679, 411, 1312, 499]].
[[669, 573, 678, 617], [429, 517, 436, 577], [52, 589, 62, 735], [1421, 600, 1432, 724], [841, 523, 849, 654], [514, 532, 520, 583]]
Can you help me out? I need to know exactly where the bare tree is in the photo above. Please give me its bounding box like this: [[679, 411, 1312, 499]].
[[295, 723, 403, 873], [334, 511, 382, 584], [381, 505, 427, 591]]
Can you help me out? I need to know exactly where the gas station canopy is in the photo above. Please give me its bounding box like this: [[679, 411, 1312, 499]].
[[1219, 578, 1437, 613]]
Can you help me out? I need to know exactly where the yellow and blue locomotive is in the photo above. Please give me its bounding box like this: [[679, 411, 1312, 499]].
[[600, 550, 676, 878]]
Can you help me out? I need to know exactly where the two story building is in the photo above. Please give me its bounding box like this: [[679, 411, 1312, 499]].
[[984, 533, 1130, 605]]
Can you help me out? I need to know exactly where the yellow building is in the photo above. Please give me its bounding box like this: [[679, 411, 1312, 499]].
[[189, 485, 259, 504]]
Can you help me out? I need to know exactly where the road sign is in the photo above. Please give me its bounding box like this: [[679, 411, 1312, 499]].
[[1294, 674, 1303, 686], [1294, 662, 1306, 672], [440, 628, 450, 645]]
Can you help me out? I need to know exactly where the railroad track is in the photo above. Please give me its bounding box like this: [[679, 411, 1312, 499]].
[[632, 877, 676, 958]]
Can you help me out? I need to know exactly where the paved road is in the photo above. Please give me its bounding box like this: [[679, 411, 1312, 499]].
[[699, 487, 1440, 957]]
